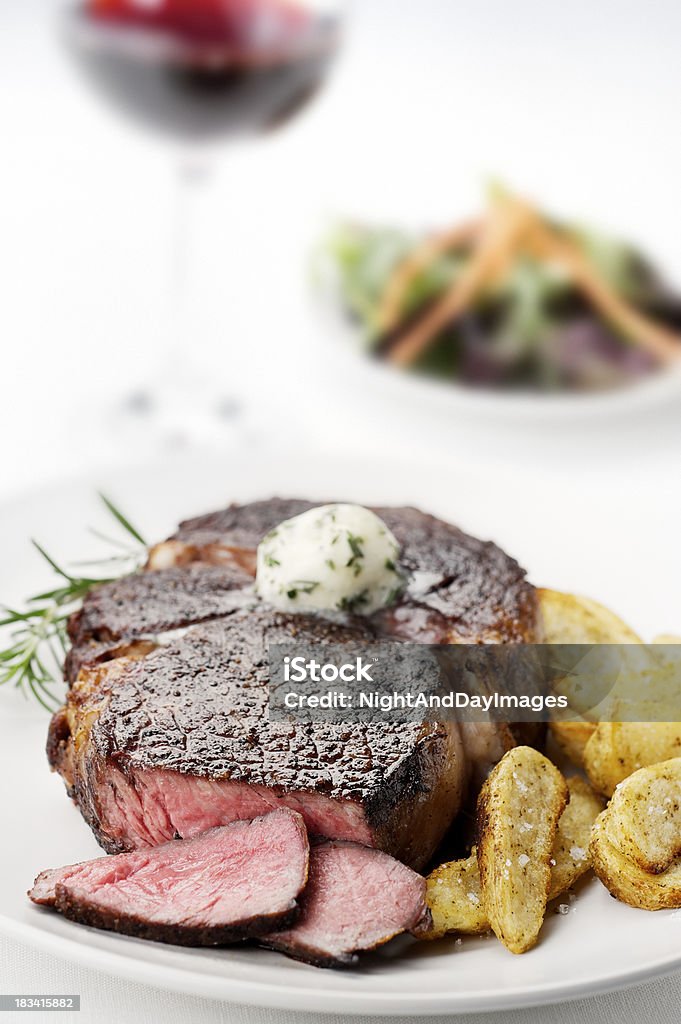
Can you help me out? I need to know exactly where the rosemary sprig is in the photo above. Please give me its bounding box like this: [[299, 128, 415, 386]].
[[0, 494, 147, 710]]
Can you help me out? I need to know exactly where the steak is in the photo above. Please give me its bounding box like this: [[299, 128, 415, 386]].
[[147, 499, 539, 644], [147, 499, 315, 575], [29, 810, 309, 946], [262, 840, 428, 967], [50, 610, 466, 870], [51, 498, 539, 872], [372, 506, 538, 643], [65, 564, 253, 682]]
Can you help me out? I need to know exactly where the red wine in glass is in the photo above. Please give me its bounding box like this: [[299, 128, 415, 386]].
[[65, 0, 341, 139], [61, 0, 345, 450]]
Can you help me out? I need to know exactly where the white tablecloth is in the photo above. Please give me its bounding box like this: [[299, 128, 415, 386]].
[[2, 934, 681, 1024]]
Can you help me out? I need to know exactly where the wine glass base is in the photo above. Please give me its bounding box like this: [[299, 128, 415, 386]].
[[110, 378, 245, 452]]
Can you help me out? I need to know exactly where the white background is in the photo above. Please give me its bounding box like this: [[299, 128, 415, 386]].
[[1, 1, 681, 1021], [1, 0, 681, 495]]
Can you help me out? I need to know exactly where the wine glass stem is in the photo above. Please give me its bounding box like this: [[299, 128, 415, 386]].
[[146, 154, 242, 442], [169, 154, 212, 369]]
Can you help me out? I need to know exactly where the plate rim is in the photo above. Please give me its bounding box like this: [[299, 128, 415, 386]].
[[3, 912, 681, 1015]]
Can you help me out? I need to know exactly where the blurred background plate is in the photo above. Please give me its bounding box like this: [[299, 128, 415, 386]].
[[314, 303, 681, 424]]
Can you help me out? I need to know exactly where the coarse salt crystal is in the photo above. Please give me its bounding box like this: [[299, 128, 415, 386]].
[[557, 904, 570, 915], [467, 892, 480, 905], [518, 854, 530, 868], [512, 771, 529, 792], [570, 845, 586, 863]]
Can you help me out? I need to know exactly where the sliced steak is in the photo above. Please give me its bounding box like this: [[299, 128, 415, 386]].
[[48, 611, 466, 871], [147, 499, 539, 644], [29, 810, 309, 946], [147, 499, 315, 573], [373, 506, 538, 643], [65, 564, 254, 683], [64, 638, 158, 686], [262, 840, 428, 967], [68, 564, 252, 645]]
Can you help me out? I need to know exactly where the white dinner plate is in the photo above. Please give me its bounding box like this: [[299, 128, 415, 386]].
[[2, 450, 681, 1016]]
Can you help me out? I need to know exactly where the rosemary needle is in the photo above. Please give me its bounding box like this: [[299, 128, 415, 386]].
[[0, 494, 147, 710]]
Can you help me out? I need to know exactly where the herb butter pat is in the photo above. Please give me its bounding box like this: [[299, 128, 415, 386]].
[[256, 504, 403, 615]]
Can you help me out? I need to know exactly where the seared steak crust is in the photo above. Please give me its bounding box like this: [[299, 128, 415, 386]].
[[68, 564, 253, 646], [374, 506, 539, 643], [147, 499, 315, 573], [146, 499, 540, 643], [51, 610, 465, 869], [51, 891, 299, 948], [64, 638, 157, 687], [172, 498, 314, 551], [65, 564, 254, 683]]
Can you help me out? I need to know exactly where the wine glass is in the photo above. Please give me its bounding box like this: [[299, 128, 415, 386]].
[[61, 0, 345, 449]]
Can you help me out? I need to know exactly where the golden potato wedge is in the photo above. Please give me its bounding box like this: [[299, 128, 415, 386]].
[[422, 777, 602, 941], [541, 590, 642, 754], [538, 589, 642, 645], [603, 759, 681, 874], [549, 721, 596, 769], [423, 851, 488, 939], [477, 746, 568, 954], [585, 723, 681, 797], [590, 810, 681, 910], [582, 723, 625, 797], [548, 776, 605, 899]]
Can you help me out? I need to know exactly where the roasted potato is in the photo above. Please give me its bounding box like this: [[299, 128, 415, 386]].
[[603, 759, 681, 874], [477, 746, 568, 954], [423, 775, 603, 941], [591, 812, 681, 910], [540, 589, 640, 763], [538, 589, 642, 645], [584, 722, 681, 797], [548, 776, 605, 898], [423, 851, 488, 939], [550, 721, 596, 769]]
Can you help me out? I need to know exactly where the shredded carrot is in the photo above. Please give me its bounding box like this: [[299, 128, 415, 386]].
[[388, 198, 533, 368], [528, 225, 681, 365], [379, 188, 681, 369], [376, 219, 482, 334]]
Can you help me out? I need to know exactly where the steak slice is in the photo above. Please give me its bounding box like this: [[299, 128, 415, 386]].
[[65, 564, 254, 682], [147, 499, 539, 644], [48, 610, 466, 871], [262, 840, 428, 967], [29, 810, 309, 947], [147, 499, 315, 574], [68, 564, 252, 645], [373, 506, 538, 643]]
